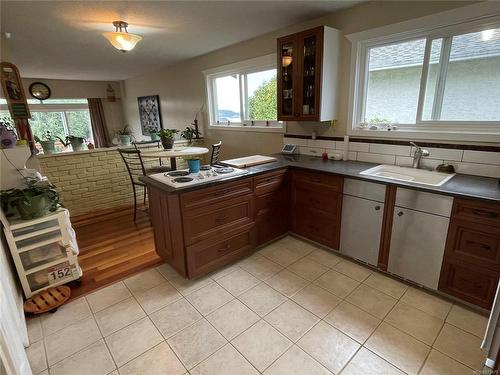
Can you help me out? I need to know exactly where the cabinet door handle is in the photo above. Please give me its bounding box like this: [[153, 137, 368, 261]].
[[471, 209, 498, 219], [397, 211, 404, 217], [374, 205, 381, 211], [465, 240, 491, 251]]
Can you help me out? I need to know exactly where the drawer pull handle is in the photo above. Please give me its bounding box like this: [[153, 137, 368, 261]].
[[310, 178, 322, 183], [218, 244, 231, 253], [397, 211, 404, 217], [465, 240, 491, 251], [214, 215, 229, 223], [471, 209, 498, 219]]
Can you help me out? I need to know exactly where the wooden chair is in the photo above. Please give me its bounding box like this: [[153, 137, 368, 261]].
[[210, 141, 222, 166], [133, 140, 171, 174], [117, 148, 150, 221]]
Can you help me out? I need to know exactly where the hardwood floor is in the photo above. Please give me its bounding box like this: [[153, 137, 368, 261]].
[[69, 206, 163, 299]]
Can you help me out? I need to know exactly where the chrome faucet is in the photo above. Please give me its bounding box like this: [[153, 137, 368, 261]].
[[410, 142, 430, 169]]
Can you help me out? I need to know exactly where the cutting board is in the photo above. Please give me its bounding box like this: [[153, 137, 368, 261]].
[[221, 155, 277, 168]]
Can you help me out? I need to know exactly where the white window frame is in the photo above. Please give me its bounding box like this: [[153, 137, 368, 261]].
[[347, 2, 500, 142], [204, 54, 284, 133], [0, 100, 94, 141]]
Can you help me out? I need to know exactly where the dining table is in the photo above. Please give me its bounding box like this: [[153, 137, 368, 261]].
[[140, 146, 209, 170]]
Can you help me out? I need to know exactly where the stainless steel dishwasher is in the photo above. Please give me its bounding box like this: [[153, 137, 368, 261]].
[[340, 179, 386, 266], [387, 188, 453, 290]]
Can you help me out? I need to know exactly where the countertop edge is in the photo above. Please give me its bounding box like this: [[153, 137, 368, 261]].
[[140, 155, 500, 203]]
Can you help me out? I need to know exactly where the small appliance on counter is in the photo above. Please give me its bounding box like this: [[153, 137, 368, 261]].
[[281, 144, 298, 154], [150, 165, 249, 188]]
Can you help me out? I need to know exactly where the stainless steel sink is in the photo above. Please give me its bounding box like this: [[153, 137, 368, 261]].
[[360, 165, 455, 186]]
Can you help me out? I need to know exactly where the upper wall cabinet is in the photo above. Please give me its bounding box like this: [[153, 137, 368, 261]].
[[277, 26, 341, 122]]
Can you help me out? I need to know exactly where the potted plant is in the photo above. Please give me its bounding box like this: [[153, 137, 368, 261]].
[[158, 128, 178, 150], [115, 126, 132, 146], [0, 117, 17, 149], [181, 126, 201, 145], [145, 126, 160, 141], [0, 179, 61, 220], [34, 131, 56, 154], [57, 135, 86, 151]]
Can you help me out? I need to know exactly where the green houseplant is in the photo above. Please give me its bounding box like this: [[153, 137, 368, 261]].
[[145, 125, 160, 141], [115, 126, 132, 146], [158, 128, 178, 150], [181, 126, 201, 145], [35, 131, 56, 154], [57, 135, 86, 151], [0, 179, 61, 220]]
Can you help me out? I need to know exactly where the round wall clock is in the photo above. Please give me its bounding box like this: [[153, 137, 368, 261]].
[[29, 82, 51, 101]]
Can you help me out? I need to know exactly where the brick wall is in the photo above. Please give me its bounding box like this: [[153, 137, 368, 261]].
[[37, 140, 207, 217], [38, 149, 134, 216]]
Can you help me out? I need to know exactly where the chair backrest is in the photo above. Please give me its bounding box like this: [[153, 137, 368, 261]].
[[211, 141, 222, 165], [118, 148, 147, 185], [133, 140, 161, 150]]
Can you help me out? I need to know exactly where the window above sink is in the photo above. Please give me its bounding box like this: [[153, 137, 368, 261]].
[[347, 4, 500, 142]]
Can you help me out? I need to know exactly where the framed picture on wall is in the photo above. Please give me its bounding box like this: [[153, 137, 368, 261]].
[[137, 95, 163, 135]]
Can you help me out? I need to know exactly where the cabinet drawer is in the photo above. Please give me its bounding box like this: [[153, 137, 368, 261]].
[[183, 195, 253, 245], [453, 199, 500, 227], [439, 261, 498, 309], [256, 190, 286, 215], [181, 178, 253, 210], [446, 221, 500, 271], [254, 170, 286, 195], [295, 184, 341, 215], [292, 170, 343, 192], [294, 208, 340, 249], [186, 224, 255, 278]]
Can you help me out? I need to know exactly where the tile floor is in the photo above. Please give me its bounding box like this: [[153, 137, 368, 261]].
[[26, 236, 490, 375]]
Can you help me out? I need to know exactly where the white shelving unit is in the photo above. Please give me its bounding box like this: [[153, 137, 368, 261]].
[[2, 208, 82, 298]]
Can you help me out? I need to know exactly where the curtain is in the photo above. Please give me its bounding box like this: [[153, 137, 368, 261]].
[[87, 98, 111, 148]]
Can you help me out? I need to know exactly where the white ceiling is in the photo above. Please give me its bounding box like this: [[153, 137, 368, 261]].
[[0, 1, 359, 81]]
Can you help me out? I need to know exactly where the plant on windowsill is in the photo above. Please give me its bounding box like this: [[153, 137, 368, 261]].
[[115, 126, 133, 146], [0, 117, 17, 149], [57, 135, 86, 152], [145, 125, 160, 141], [34, 131, 56, 154], [158, 128, 179, 150], [0, 178, 61, 220], [180, 126, 201, 145]]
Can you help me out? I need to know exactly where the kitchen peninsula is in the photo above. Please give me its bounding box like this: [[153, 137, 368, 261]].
[[141, 154, 500, 310]]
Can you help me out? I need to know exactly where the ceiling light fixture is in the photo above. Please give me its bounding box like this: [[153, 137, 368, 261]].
[[102, 21, 142, 52]]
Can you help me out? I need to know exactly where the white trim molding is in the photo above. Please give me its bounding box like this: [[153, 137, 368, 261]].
[[346, 2, 500, 143]]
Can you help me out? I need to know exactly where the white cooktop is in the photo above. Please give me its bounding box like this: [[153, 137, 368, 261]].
[[150, 166, 249, 188]]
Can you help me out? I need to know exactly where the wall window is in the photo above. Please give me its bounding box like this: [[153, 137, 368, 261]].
[[349, 14, 500, 141], [205, 54, 282, 131], [0, 99, 94, 151]]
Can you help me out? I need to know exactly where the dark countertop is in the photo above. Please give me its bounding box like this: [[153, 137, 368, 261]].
[[140, 154, 500, 202]]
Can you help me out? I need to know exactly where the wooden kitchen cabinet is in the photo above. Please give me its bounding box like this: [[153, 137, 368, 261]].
[[277, 26, 340, 122], [254, 170, 289, 246], [439, 198, 500, 309], [290, 169, 343, 249]]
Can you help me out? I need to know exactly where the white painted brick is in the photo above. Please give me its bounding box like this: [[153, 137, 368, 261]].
[[335, 141, 369, 152]]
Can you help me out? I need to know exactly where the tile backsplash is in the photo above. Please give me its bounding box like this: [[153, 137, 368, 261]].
[[283, 137, 500, 178]]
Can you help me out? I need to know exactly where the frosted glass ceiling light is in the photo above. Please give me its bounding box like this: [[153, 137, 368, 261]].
[[102, 21, 142, 52]]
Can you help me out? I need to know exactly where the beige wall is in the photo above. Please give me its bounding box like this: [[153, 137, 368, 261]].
[[21, 78, 125, 141], [121, 1, 476, 159]]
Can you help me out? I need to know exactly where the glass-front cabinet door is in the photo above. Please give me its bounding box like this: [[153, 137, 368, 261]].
[[277, 37, 297, 120], [298, 28, 323, 121]]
